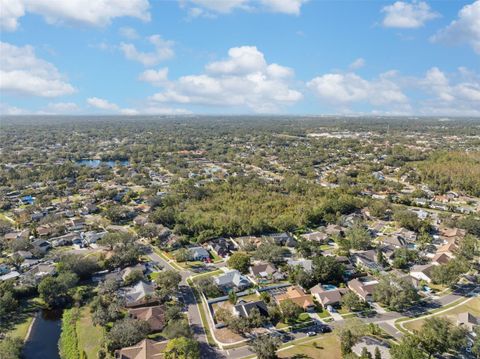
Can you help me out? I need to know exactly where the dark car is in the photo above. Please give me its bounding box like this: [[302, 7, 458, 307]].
[[319, 325, 332, 333]]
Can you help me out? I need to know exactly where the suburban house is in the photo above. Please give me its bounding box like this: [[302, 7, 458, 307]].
[[301, 231, 329, 243], [68, 218, 85, 231], [123, 280, 158, 308], [249, 263, 284, 282], [188, 246, 210, 261], [410, 264, 436, 283], [133, 215, 148, 227], [23, 263, 56, 284], [268, 232, 297, 247], [275, 285, 315, 310], [32, 239, 51, 254], [310, 284, 346, 308], [457, 312, 479, 332], [114, 339, 168, 359], [381, 235, 408, 249], [128, 305, 166, 332], [214, 270, 251, 292], [351, 250, 382, 271], [207, 237, 236, 258], [3, 229, 30, 242], [347, 277, 379, 302], [287, 258, 313, 273], [233, 300, 269, 318], [432, 252, 451, 265]]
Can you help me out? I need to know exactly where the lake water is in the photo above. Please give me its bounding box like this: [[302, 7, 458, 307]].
[[76, 159, 129, 168], [23, 309, 62, 359]]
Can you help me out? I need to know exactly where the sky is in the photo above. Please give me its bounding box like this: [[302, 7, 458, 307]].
[[0, 0, 479, 116]]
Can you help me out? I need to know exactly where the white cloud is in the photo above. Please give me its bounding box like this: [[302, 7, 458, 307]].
[[0, 0, 150, 30], [119, 27, 140, 39], [431, 0, 480, 54], [47, 102, 79, 113], [86, 96, 189, 115], [150, 46, 302, 113], [349, 58, 366, 70], [182, 0, 307, 16], [382, 1, 439, 28], [420, 67, 480, 107], [139, 68, 169, 86], [0, 41, 75, 97], [120, 35, 174, 66], [260, 0, 308, 15], [188, 0, 249, 13], [307, 71, 407, 106], [0, 0, 25, 31], [0, 103, 27, 115], [87, 97, 120, 111]]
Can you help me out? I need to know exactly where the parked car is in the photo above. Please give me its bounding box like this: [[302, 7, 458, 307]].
[[307, 331, 316, 337]]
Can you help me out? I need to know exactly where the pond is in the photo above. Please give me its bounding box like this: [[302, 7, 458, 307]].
[[23, 309, 62, 359], [75, 159, 129, 168]]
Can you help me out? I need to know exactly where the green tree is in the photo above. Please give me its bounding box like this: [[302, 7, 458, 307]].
[[227, 252, 251, 274], [312, 255, 345, 285], [342, 291, 365, 312], [249, 335, 281, 359], [164, 337, 200, 359], [344, 221, 372, 250], [418, 317, 468, 358], [374, 346, 382, 359], [280, 300, 302, 324], [360, 347, 373, 359], [390, 334, 427, 359], [38, 272, 79, 308], [155, 270, 181, 299], [0, 336, 23, 359], [163, 319, 192, 339], [106, 318, 150, 351], [254, 244, 288, 265], [472, 326, 480, 358], [373, 275, 419, 311]]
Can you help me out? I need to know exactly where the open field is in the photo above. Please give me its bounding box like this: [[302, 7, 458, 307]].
[[278, 334, 341, 359], [404, 296, 480, 332], [76, 306, 104, 359]]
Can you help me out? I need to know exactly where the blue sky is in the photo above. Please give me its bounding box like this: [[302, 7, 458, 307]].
[[0, 0, 479, 116]]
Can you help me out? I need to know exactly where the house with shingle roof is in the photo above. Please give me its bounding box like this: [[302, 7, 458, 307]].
[[114, 339, 168, 359], [275, 285, 314, 310], [310, 284, 346, 308], [214, 270, 250, 292], [347, 277, 378, 302], [233, 300, 269, 318], [128, 305, 166, 332]]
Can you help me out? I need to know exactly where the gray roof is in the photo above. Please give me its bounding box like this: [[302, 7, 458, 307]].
[[214, 270, 250, 288]]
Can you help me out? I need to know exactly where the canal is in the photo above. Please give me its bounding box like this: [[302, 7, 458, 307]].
[[23, 309, 62, 359]]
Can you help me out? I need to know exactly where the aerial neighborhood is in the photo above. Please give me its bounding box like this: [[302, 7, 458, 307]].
[[0, 117, 479, 359]]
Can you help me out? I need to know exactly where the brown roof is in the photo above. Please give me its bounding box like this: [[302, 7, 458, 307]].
[[128, 305, 166, 332], [440, 227, 466, 238], [310, 285, 343, 306], [432, 252, 451, 265], [115, 339, 167, 359], [347, 278, 378, 300], [276, 286, 314, 309]]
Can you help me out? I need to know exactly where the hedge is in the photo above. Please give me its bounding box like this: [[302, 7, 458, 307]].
[[59, 308, 81, 359]]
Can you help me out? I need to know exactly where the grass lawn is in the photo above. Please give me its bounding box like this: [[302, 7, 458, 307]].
[[191, 269, 223, 282], [76, 306, 104, 359], [2, 298, 42, 340], [8, 316, 34, 340], [278, 334, 341, 359], [404, 296, 480, 333]]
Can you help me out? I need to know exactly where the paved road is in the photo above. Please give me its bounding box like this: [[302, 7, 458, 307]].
[[147, 248, 476, 358]]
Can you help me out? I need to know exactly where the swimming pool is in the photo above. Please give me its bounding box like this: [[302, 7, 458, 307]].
[[323, 284, 337, 291]]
